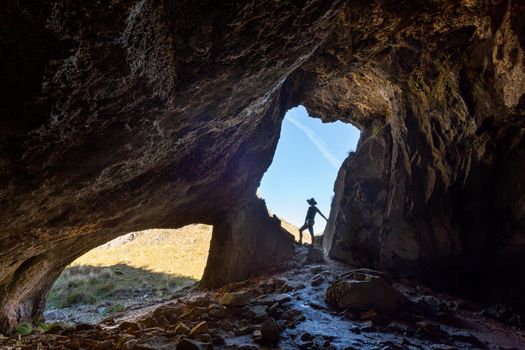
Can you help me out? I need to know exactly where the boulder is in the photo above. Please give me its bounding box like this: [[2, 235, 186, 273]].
[[325, 272, 406, 313]]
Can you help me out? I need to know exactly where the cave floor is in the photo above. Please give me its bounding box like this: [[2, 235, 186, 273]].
[[2, 246, 525, 349]]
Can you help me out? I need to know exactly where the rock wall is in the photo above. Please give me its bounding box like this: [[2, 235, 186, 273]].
[[0, 0, 342, 332], [201, 198, 295, 288], [307, 0, 525, 306]]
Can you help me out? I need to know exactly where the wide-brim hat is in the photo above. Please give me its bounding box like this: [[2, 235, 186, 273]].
[[307, 198, 317, 205]]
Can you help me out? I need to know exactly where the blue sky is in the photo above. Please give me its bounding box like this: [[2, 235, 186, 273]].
[[258, 105, 360, 234]]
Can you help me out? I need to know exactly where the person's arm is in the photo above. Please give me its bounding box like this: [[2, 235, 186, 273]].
[[317, 207, 328, 221]]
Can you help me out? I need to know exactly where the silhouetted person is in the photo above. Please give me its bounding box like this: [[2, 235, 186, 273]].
[[299, 198, 327, 245]]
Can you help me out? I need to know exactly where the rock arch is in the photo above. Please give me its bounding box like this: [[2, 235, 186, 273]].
[[1, 0, 523, 332]]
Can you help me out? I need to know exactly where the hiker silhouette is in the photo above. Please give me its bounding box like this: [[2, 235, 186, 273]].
[[299, 197, 327, 245]]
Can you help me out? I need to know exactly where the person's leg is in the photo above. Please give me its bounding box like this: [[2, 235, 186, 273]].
[[308, 224, 315, 245], [298, 223, 307, 244]]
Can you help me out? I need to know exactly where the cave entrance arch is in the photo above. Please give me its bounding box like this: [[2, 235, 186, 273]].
[[44, 225, 212, 324], [259, 105, 360, 244]]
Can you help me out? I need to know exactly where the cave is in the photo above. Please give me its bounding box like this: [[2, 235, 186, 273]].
[[1, 0, 524, 347]]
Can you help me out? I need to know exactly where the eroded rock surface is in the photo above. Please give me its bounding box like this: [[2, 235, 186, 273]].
[[1, 0, 524, 332], [201, 199, 294, 289]]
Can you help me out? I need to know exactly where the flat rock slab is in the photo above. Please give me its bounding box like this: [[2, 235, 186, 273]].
[[325, 272, 407, 313]]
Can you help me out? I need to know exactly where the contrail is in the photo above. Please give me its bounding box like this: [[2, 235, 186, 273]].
[[286, 116, 341, 170]]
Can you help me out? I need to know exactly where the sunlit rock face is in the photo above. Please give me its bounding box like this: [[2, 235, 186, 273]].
[[0, 0, 523, 332]]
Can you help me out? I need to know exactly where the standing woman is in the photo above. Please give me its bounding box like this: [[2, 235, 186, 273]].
[[299, 198, 327, 245]]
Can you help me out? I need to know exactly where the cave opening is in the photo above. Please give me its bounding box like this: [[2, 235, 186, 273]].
[[43, 225, 212, 324], [259, 105, 360, 243]]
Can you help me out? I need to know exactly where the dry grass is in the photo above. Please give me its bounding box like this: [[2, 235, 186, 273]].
[[47, 265, 191, 309], [72, 224, 213, 279]]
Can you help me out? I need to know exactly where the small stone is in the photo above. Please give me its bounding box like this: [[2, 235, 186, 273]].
[[176, 338, 213, 350], [300, 332, 313, 341], [218, 292, 251, 306], [238, 346, 259, 350], [189, 321, 208, 336], [212, 333, 226, 345], [261, 317, 280, 344], [235, 325, 257, 336], [134, 335, 177, 350], [360, 320, 375, 332], [280, 281, 306, 292], [252, 329, 262, 341], [255, 293, 291, 305], [140, 316, 158, 328], [217, 320, 234, 331], [311, 274, 325, 286], [195, 334, 212, 343], [306, 247, 324, 263], [298, 341, 314, 349], [182, 307, 208, 320], [174, 322, 191, 335], [207, 304, 226, 318], [244, 305, 267, 320], [119, 321, 141, 334], [151, 304, 184, 323]]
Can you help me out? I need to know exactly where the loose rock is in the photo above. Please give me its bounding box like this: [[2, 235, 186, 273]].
[[260, 318, 280, 344], [325, 272, 406, 313]]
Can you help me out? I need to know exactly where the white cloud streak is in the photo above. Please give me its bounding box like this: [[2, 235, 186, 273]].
[[286, 116, 341, 170]]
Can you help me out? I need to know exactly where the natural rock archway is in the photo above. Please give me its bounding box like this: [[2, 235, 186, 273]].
[[1, 0, 523, 333]]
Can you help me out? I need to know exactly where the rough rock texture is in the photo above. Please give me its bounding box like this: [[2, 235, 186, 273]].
[[310, 0, 525, 307], [0, 0, 341, 331], [1, 0, 524, 332], [201, 199, 294, 288], [325, 271, 407, 313]]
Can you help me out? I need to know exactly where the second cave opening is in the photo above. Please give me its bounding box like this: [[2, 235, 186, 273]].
[[259, 105, 360, 242]]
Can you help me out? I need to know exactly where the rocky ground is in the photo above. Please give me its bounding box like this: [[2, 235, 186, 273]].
[[2, 246, 525, 349]]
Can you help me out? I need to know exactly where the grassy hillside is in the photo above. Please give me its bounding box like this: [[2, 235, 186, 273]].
[[72, 224, 213, 279]]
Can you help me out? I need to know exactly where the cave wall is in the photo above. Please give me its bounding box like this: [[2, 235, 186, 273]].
[[303, 0, 525, 305], [0, 0, 343, 332], [1, 0, 524, 332]]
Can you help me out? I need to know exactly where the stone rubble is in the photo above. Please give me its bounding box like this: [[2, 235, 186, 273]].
[[1, 246, 524, 349]]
